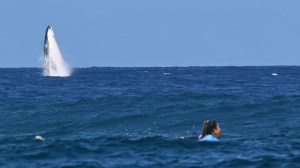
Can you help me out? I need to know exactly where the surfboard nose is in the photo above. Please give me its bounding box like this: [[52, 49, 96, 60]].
[[47, 25, 52, 30]]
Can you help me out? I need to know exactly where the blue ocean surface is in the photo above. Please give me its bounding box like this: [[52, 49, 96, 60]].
[[0, 66, 299, 167]]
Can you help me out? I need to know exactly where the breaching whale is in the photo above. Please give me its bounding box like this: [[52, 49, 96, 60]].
[[43, 25, 71, 77]]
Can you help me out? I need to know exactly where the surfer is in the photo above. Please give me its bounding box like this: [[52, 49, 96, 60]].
[[198, 120, 221, 142], [180, 119, 221, 142]]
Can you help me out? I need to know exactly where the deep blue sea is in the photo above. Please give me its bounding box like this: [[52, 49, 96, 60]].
[[0, 66, 299, 167]]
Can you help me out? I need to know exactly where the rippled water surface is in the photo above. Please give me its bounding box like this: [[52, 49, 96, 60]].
[[0, 67, 299, 167]]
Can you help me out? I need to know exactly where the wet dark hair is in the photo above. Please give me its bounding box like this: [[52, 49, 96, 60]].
[[200, 120, 218, 139]]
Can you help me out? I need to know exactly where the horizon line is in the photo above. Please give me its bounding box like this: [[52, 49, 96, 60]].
[[0, 65, 299, 68]]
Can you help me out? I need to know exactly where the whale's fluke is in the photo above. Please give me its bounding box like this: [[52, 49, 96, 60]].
[[43, 25, 71, 77]]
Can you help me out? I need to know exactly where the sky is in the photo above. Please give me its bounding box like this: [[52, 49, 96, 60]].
[[0, 0, 300, 67]]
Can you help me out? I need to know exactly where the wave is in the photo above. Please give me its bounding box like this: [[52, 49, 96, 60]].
[[1, 135, 300, 167]]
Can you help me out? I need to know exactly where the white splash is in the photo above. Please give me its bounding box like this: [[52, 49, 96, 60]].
[[43, 26, 71, 77]]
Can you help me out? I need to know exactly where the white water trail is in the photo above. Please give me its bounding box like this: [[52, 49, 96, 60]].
[[43, 26, 71, 77]]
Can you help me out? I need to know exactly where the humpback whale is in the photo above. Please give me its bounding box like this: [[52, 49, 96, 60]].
[[43, 25, 71, 77]]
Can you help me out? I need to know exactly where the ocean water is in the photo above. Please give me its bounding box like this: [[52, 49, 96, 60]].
[[0, 66, 299, 167]]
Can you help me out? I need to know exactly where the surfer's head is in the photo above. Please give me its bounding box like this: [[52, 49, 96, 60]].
[[200, 120, 221, 139]]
